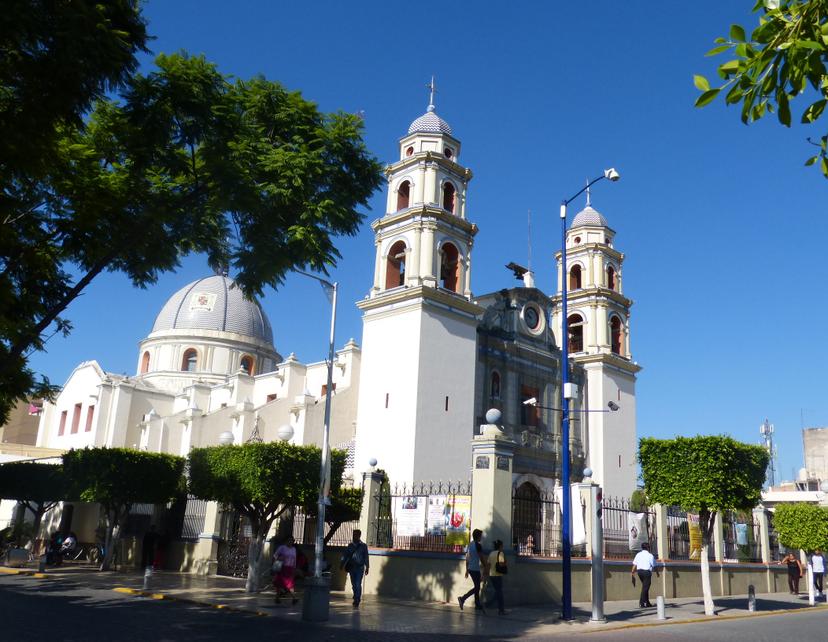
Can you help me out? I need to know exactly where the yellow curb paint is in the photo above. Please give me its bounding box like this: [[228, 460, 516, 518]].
[[109, 587, 271, 617]]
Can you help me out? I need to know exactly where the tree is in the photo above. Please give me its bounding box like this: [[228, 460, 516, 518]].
[[639, 435, 768, 615], [1, 8, 384, 423], [773, 502, 828, 552], [306, 486, 364, 545], [62, 448, 185, 570], [694, 0, 828, 177], [188, 442, 346, 592], [0, 462, 65, 542], [1, 0, 149, 413]]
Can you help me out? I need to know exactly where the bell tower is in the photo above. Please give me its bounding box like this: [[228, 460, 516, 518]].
[[551, 196, 641, 498], [354, 83, 482, 484]]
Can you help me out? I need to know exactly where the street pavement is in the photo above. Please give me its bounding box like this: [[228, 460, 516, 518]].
[[2, 563, 827, 641]]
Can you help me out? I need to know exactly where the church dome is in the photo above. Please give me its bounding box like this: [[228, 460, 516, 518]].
[[571, 205, 608, 228], [151, 274, 274, 344], [408, 106, 452, 135]]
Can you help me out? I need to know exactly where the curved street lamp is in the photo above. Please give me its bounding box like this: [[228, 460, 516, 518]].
[[559, 169, 620, 620]]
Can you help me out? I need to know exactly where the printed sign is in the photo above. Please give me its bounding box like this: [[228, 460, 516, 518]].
[[427, 495, 449, 535], [475, 455, 490, 469], [393, 495, 426, 537], [445, 495, 471, 546]]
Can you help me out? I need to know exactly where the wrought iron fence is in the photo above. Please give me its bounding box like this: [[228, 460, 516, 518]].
[[767, 511, 781, 561], [288, 507, 359, 548], [180, 497, 209, 541], [722, 511, 762, 563], [371, 480, 472, 553], [601, 496, 657, 559], [511, 487, 587, 558]]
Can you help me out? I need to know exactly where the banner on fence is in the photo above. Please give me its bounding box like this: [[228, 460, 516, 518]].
[[554, 485, 586, 546], [736, 522, 748, 546], [445, 495, 471, 545], [688, 513, 702, 559], [393, 496, 426, 537], [427, 495, 449, 535], [628, 513, 648, 551]]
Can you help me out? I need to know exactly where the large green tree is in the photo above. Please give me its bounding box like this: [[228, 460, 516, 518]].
[[306, 486, 364, 545], [63, 447, 185, 570], [639, 435, 768, 615], [0, 461, 65, 542], [695, 0, 828, 177], [188, 442, 346, 592], [773, 502, 828, 552], [0, 2, 383, 422]]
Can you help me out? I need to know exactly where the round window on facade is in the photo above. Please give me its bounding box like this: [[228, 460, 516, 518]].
[[574, 236, 581, 244], [405, 146, 414, 157], [444, 147, 453, 159], [522, 303, 544, 335]]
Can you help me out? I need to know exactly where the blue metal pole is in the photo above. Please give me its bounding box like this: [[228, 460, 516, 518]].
[[559, 199, 571, 620]]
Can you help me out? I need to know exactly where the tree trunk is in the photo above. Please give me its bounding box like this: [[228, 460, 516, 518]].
[[699, 509, 715, 616], [245, 530, 264, 593], [100, 508, 125, 572]]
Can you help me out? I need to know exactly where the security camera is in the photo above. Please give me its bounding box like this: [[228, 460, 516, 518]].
[[522, 397, 538, 406], [607, 401, 620, 411], [603, 168, 620, 182]]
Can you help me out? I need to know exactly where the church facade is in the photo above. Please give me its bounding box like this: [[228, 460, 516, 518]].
[[3, 95, 641, 545]]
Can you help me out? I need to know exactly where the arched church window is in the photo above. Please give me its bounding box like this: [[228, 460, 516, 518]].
[[569, 265, 582, 290], [444, 147, 453, 159], [181, 349, 198, 372], [385, 241, 407, 289], [442, 182, 456, 213], [396, 180, 411, 210], [490, 371, 501, 399], [607, 265, 616, 291], [240, 355, 255, 375], [140, 351, 150, 374], [440, 243, 460, 293], [567, 314, 584, 353], [610, 316, 624, 356]]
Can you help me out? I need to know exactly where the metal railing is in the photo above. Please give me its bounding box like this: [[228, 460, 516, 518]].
[[512, 488, 587, 558], [722, 512, 762, 563]]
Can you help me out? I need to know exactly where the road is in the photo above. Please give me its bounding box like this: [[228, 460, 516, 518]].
[[2, 575, 828, 641]]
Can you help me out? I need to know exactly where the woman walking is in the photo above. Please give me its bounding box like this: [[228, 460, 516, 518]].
[[780, 551, 803, 595], [486, 539, 507, 615], [272, 536, 299, 605]]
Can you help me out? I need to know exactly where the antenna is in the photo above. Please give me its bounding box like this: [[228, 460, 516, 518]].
[[760, 418, 776, 488]]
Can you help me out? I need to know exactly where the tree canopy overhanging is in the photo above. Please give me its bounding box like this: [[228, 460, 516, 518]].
[[694, 0, 828, 178], [0, 1, 383, 423]]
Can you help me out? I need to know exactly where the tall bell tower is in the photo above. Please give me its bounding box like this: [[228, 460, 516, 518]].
[[551, 195, 641, 498], [354, 83, 482, 484]]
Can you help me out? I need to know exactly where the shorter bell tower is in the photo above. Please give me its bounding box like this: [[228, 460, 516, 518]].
[[354, 83, 482, 485], [551, 197, 641, 498]]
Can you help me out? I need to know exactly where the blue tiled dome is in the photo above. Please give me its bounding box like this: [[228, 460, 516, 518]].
[[408, 106, 452, 135], [151, 275, 273, 344]]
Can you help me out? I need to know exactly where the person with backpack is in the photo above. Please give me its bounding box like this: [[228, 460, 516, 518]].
[[341, 529, 369, 607], [485, 539, 507, 615], [457, 528, 488, 612]]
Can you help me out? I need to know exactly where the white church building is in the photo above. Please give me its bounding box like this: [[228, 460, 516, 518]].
[[3, 95, 641, 557]]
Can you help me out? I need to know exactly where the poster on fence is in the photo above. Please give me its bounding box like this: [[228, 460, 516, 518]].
[[445, 495, 471, 546], [627, 512, 648, 551], [688, 513, 702, 560], [427, 495, 449, 535], [554, 485, 587, 546], [393, 495, 426, 537]]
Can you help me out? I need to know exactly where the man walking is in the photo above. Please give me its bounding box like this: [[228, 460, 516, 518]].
[[631, 542, 657, 608], [458, 529, 488, 612], [341, 530, 369, 608], [812, 549, 825, 596]]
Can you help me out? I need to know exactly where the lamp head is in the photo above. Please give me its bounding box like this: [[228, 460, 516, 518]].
[[522, 397, 538, 407], [603, 168, 620, 182], [277, 424, 295, 442], [607, 401, 620, 411], [218, 431, 234, 446]]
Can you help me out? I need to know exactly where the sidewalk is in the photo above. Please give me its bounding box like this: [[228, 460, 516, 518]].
[[3, 563, 826, 638]]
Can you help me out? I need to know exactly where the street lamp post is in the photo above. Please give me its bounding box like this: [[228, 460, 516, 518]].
[[296, 271, 338, 621], [558, 168, 619, 620]]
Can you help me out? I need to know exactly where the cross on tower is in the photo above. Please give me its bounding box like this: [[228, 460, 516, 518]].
[[585, 179, 591, 207], [426, 76, 437, 111]]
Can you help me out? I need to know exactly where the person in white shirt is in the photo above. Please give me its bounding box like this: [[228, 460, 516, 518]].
[[811, 549, 825, 596], [631, 542, 658, 608]]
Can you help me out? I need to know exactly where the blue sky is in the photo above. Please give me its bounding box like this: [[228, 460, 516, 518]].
[[30, 1, 827, 482]]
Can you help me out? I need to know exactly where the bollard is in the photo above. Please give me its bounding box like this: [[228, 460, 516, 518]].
[[807, 564, 815, 606], [748, 584, 756, 612], [143, 566, 153, 591], [38, 555, 47, 573], [656, 595, 666, 620]]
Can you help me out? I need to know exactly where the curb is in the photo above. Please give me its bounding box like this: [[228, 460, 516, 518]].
[[0, 567, 49, 579], [578, 602, 828, 635], [112, 586, 270, 617]]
